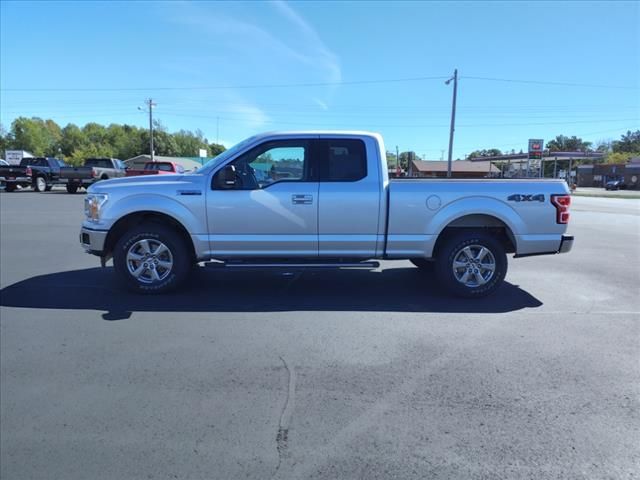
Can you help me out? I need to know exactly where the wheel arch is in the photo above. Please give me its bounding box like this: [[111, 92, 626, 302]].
[[427, 197, 524, 257], [104, 211, 196, 262], [433, 213, 517, 257]]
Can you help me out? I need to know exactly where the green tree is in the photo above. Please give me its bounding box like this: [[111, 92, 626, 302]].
[[105, 123, 144, 159], [174, 129, 210, 157], [0, 123, 10, 155], [209, 143, 226, 157], [604, 152, 637, 164], [60, 123, 85, 157], [595, 140, 612, 153], [612, 130, 640, 153], [385, 151, 397, 168], [10, 117, 60, 156], [68, 143, 114, 166], [546, 135, 592, 152], [467, 148, 503, 158]]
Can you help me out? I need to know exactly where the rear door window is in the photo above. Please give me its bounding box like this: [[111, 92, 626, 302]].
[[319, 139, 367, 182], [85, 159, 113, 169]]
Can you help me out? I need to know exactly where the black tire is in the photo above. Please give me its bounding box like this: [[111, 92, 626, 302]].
[[410, 258, 435, 271], [4, 183, 16, 192], [33, 176, 47, 192], [435, 231, 507, 298], [66, 184, 79, 194], [45, 185, 53, 191], [113, 223, 191, 294]]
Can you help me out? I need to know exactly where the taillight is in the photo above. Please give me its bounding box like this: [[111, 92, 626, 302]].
[[25, 166, 32, 177], [551, 194, 571, 224]]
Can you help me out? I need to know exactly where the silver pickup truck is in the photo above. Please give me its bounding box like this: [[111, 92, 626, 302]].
[[79, 131, 573, 297], [60, 157, 126, 193]]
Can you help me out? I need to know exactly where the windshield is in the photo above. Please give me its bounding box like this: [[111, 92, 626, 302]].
[[202, 135, 261, 170]]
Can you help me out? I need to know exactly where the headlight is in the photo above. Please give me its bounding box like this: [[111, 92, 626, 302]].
[[84, 193, 108, 222]]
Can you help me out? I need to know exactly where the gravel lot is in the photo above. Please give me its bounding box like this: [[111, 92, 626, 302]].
[[1, 189, 639, 479]]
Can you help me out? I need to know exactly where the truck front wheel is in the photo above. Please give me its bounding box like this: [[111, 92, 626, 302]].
[[435, 231, 507, 298], [113, 224, 190, 294], [66, 184, 78, 194]]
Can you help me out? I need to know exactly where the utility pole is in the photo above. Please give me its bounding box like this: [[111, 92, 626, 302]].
[[445, 69, 458, 178], [139, 99, 157, 162], [396, 145, 400, 176], [148, 98, 156, 162], [216, 116, 220, 145]]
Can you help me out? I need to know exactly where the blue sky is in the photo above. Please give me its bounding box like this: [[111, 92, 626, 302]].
[[1, 0, 638, 159]]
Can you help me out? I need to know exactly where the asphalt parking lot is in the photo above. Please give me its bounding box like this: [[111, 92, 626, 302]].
[[1, 188, 638, 479]]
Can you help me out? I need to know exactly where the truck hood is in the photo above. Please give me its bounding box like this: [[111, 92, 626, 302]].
[[88, 173, 204, 193]]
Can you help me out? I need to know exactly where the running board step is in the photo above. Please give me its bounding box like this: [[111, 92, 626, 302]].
[[205, 261, 380, 269]]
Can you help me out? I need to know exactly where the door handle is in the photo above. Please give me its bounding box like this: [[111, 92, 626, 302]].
[[292, 194, 313, 205]]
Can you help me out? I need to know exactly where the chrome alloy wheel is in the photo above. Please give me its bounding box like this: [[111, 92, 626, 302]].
[[126, 239, 174, 283], [452, 244, 496, 287], [36, 177, 46, 191]]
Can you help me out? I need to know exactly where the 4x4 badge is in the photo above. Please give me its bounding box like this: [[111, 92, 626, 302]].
[[507, 194, 545, 202]]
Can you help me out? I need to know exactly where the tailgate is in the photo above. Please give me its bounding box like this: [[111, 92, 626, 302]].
[[0, 166, 29, 178], [60, 167, 94, 180]]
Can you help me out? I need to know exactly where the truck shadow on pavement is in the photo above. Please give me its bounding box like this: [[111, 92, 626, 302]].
[[0, 266, 542, 320]]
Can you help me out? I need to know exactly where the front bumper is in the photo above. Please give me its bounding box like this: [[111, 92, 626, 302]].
[[558, 234, 574, 254], [80, 226, 108, 255]]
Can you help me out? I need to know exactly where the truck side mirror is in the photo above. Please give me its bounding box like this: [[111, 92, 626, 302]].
[[220, 165, 237, 188]]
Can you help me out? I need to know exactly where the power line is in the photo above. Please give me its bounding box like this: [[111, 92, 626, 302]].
[[0, 75, 450, 92], [157, 112, 637, 129], [462, 75, 639, 90], [2, 74, 637, 92]]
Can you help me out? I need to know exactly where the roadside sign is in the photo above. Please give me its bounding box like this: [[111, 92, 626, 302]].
[[4, 150, 33, 165], [528, 139, 544, 160], [528, 139, 543, 152], [198, 149, 207, 158]]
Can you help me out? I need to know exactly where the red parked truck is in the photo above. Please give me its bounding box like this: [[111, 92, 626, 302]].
[[125, 161, 185, 177]]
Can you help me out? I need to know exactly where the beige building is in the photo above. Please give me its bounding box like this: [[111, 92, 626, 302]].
[[410, 160, 500, 178]]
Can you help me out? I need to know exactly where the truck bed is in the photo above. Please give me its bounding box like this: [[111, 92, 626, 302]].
[[60, 166, 94, 180]]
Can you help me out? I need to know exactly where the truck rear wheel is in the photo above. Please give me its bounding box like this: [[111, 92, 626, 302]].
[[4, 184, 16, 192], [34, 176, 47, 192], [435, 231, 507, 298], [66, 184, 78, 194], [113, 223, 190, 294]]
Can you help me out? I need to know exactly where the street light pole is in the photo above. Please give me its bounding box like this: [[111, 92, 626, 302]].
[[445, 69, 458, 178]]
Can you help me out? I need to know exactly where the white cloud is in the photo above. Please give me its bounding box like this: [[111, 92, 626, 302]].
[[169, 1, 341, 88], [227, 102, 270, 129], [313, 98, 329, 111], [270, 0, 341, 84]]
